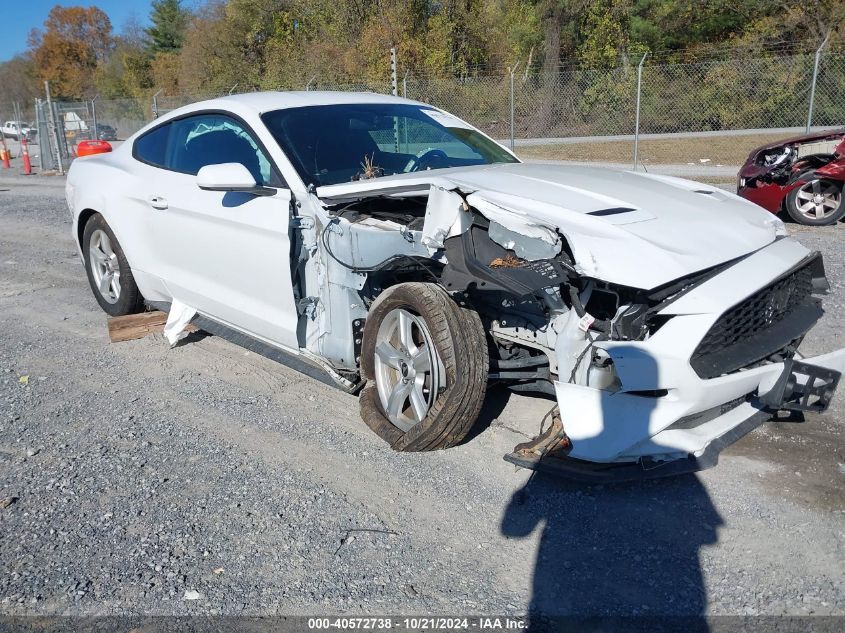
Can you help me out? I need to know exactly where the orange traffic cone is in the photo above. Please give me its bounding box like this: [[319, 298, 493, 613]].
[[21, 138, 32, 175], [0, 147, 10, 169]]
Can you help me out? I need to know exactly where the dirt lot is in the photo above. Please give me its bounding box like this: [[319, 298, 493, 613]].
[[1, 176, 844, 621], [517, 133, 789, 167]]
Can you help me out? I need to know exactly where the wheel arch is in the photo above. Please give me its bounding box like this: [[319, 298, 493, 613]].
[[76, 208, 100, 250]]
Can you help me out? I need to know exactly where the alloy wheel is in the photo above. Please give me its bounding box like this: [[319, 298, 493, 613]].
[[794, 180, 842, 221], [89, 229, 121, 304], [373, 308, 444, 432]]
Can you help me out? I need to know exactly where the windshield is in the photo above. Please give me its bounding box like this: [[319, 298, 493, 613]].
[[261, 103, 518, 187]]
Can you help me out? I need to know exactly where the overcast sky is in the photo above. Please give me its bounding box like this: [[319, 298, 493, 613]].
[[2, 0, 153, 62]]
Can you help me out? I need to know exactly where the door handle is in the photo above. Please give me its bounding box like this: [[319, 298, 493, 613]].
[[149, 196, 168, 210]]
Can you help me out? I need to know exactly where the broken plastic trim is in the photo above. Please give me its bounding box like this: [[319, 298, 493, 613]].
[[759, 358, 841, 413], [163, 299, 196, 346], [440, 222, 574, 298], [146, 300, 361, 393], [504, 405, 774, 482]]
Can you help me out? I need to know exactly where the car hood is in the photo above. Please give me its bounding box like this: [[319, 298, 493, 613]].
[[748, 128, 845, 154], [317, 163, 784, 289]]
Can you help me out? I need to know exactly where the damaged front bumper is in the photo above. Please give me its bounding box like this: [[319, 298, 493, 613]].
[[504, 237, 845, 482], [505, 350, 843, 482]]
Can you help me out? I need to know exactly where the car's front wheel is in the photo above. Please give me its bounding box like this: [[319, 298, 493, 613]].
[[785, 179, 845, 225], [359, 283, 488, 451], [82, 213, 145, 316]]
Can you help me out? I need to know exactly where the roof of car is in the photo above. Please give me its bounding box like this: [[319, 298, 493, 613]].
[[184, 91, 424, 115], [129, 91, 434, 142]]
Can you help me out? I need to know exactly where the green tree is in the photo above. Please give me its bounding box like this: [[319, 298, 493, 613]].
[[94, 18, 152, 98], [146, 0, 190, 53], [0, 55, 40, 103]]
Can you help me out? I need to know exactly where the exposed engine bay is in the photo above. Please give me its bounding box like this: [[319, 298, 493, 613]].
[[308, 184, 698, 394], [747, 134, 845, 188], [281, 161, 845, 475]]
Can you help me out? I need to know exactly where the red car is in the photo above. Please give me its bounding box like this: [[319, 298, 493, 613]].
[[737, 128, 845, 226]]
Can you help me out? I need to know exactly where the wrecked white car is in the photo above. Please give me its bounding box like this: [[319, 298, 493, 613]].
[[66, 92, 845, 481]]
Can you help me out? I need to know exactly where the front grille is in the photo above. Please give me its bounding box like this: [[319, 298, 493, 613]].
[[690, 256, 822, 379]]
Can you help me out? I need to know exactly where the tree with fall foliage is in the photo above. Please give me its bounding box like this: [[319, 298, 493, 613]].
[[28, 5, 114, 99], [6, 0, 844, 103]]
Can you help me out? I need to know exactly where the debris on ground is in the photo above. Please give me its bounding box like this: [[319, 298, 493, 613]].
[[335, 528, 399, 556]]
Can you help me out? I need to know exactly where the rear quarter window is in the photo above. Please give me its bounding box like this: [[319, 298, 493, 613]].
[[133, 123, 171, 168]]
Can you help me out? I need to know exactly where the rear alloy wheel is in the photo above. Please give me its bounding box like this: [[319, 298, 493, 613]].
[[82, 213, 145, 316], [359, 283, 488, 452], [89, 229, 122, 305], [785, 179, 845, 226]]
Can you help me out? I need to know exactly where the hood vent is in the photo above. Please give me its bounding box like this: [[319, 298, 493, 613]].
[[587, 207, 637, 217]]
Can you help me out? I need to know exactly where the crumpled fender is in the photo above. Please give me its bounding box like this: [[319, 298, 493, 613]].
[[422, 182, 781, 290]]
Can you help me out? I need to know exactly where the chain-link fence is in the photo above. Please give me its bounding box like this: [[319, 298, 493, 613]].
[[412, 52, 844, 142], [3, 50, 843, 174]]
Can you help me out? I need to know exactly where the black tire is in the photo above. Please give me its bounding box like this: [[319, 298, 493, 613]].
[[82, 213, 145, 316], [785, 179, 845, 226], [359, 283, 488, 451]]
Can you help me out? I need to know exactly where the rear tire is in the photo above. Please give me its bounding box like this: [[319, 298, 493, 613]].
[[359, 283, 488, 451], [82, 213, 145, 316], [785, 179, 845, 226]]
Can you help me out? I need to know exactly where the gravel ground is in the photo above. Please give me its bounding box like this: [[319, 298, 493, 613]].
[[0, 175, 844, 620]]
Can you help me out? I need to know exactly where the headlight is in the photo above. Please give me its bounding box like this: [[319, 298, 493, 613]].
[[759, 146, 793, 167]]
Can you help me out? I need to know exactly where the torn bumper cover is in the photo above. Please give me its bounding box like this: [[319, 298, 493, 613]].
[[505, 237, 845, 482], [506, 351, 844, 482]]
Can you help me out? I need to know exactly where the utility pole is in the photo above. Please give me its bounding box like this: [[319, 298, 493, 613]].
[[508, 61, 521, 151], [806, 33, 830, 133], [44, 81, 64, 175], [13, 102, 23, 143], [152, 89, 163, 119], [391, 47, 399, 152], [390, 47, 398, 97], [34, 98, 43, 170], [91, 95, 99, 140], [632, 52, 649, 171]]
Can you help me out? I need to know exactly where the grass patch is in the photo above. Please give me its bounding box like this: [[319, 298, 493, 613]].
[[516, 133, 789, 166]]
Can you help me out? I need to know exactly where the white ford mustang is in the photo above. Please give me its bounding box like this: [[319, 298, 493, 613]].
[[66, 92, 844, 481]]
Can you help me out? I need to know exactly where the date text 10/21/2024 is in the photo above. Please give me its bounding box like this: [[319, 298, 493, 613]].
[[306, 617, 528, 630]]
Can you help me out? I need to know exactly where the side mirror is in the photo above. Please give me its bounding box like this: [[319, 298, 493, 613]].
[[196, 163, 276, 196]]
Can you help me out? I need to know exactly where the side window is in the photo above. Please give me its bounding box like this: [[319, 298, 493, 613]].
[[167, 114, 275, 186], [133, 123, 171, 168]]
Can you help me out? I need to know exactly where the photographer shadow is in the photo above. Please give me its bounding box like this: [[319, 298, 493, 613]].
[[500, 346, 722, 632]]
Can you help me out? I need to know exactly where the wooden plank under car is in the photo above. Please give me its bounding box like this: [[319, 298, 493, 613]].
[[107, 310, 197, 343]]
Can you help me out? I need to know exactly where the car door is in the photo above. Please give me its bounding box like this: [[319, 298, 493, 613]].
[[140, 112, 299, 349]]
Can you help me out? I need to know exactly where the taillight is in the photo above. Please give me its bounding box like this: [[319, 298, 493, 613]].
[[76, 140, 112, 157]]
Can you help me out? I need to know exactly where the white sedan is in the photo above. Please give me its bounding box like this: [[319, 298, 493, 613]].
[[66, 92, 844, 481]]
